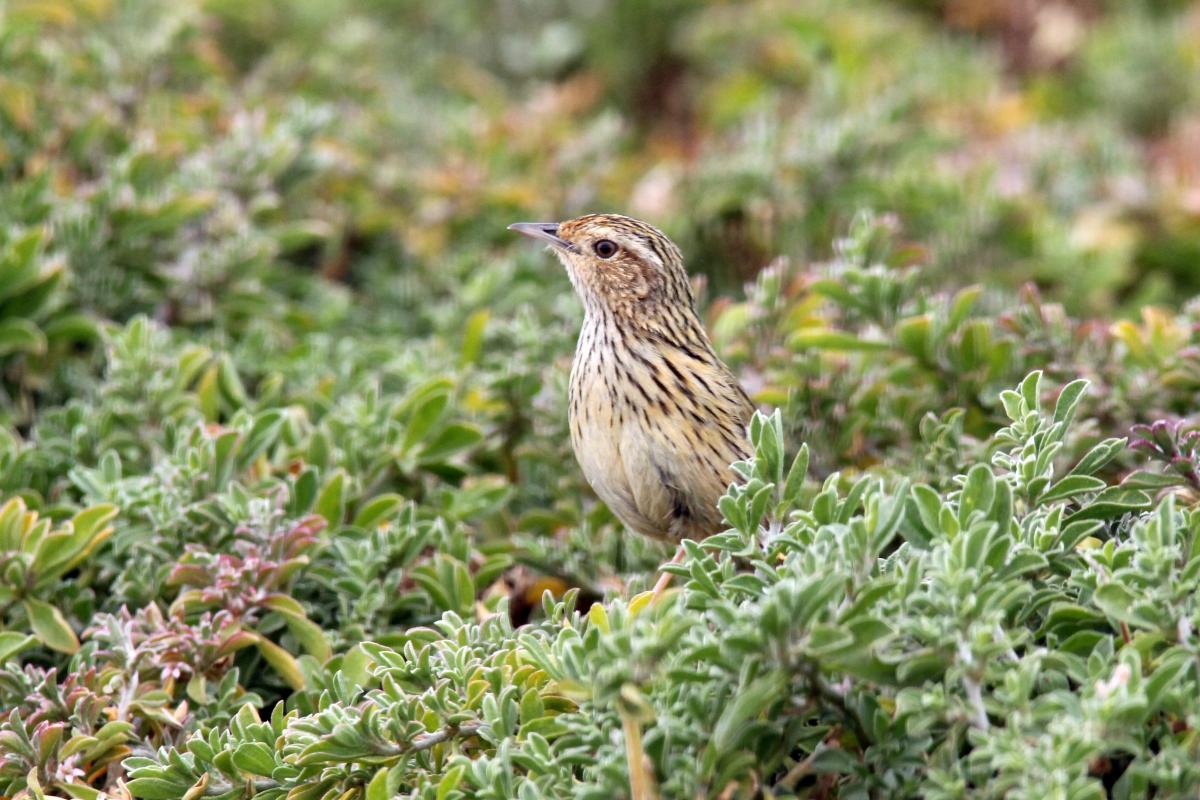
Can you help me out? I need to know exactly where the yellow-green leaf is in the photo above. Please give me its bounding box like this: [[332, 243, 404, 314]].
[[24, 597, 79, 653], [251, 633, 305, 690], [0, 632, 36, 662]]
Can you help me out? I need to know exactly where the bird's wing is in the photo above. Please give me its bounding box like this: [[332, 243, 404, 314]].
[[618, 422, 678, 538], [621, 410, 739, 541]]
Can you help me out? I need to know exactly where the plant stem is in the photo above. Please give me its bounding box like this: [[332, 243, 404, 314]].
[[410, 719, 485, 752], [620, 707, 658, 800], [775, 729, 840, 792]]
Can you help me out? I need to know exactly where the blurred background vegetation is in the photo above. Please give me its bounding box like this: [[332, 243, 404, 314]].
[[4, 0, 1200, 797]]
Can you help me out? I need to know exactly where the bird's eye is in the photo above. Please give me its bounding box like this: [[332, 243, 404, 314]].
[[593, 239, 618, 259]]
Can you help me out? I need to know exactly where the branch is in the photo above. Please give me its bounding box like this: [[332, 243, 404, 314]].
[[382, 719, 487, 756], [775, 727, 841, 792]]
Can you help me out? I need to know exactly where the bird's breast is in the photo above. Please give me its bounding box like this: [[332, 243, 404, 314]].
[[567, 319, 751, 541], [567, 326, 649, 534]]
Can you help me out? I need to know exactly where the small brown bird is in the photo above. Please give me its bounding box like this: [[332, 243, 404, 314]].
[[511, 214, 753, 590]]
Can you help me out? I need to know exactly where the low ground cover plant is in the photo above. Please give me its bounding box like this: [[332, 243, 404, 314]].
[[3, 0, 1200, 798]]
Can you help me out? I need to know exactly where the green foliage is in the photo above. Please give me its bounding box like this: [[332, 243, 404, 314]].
[[118, 385, 1200, 798], [0, 498, 116, 654], [3, 0, 1200, 797], [0, 219, 100, 426]]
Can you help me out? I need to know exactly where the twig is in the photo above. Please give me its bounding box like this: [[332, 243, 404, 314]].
[[203, 777, 279, 797], [775, 727, 842, 791], [962, 674, 990, 731], [620, 707, 659, 800], [379, 719, 487, 757], [410, 720, 486, 753]]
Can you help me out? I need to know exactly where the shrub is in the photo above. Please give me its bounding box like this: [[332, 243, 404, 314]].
[[119, 377, 1200, 798], [4, 0, 1200, 797]]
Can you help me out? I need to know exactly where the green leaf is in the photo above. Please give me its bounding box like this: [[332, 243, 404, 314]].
[[412, 555, 476, 615], [23, 597, 79, 653], [946, 285, 981, 330], [895, 314, 933, 362], [0, 632, 37, 662], [459, 309, 489, 367], [308, 428, 331, 471], [216, 354, 248, 407], [291, 468, 318, 514], [810, 746, 862, 775], [1003, 552, 1048, 577], [34, 503, 117, 585], [782, 443, 809, 508], [712, 672, 784, 752], [232, 742, 277, 777], [236, 410, 285, 469], [402, 388, 451, 452], [718, 494, 747, 535], [836, 476, 871, 524], [1039, 475, 1106, 505], [901, 492, 936, 549], [0, 229, 47, 300], [126, 778, 189, 800], [437, 765, 466, 800], [1155, 495, 1178, 545], [1019, 371, 1042, 413], [1065, 488, 1152, 524], [1122, 470, 1185, 490], [989, 479, 1013, 530], [0, 318, 46, 357], [896, 652, 946, 684], [1069, 438, 1126, 476], [809, 278, 859, 309], [352, 493, 405, 529], [340, 644, 376, 690], [283, 613, 332, 662], [60, 784, 104, 800], [1092, 583, 1137, 625], [315, 470, 346, 526], [1060, 519, 1103, 549], [1058, 630, 1106, 656], [999, 389, 1024, 422], [806, 624, 855, 656], [1041, 603, 1108, 638], [417, 423, 482, 463], [71, 502, 120, 540], [42, 313, 100, 345], [366, 766, 394, 800], [958, 464, 995, 525], [210, 431, 239, 490], [1052, 379, 1089, 427], [252, 634, 306, 690], [789, 328, 892, 352], [954, 319, 992, 371], [274, 219, 332, 252], [261, 594, 307, 617], [1145, 650, 1190, 709]]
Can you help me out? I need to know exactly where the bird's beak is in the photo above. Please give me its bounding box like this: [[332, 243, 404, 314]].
[[508, 222, 579, 254]]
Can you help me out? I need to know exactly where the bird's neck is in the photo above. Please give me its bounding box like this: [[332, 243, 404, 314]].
[[581, 301, 714, 353]]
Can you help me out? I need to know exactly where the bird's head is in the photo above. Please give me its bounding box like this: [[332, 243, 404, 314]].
[[509, 213, 694, 318]]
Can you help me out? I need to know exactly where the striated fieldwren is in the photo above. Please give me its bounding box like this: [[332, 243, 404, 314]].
[[510, 214, 753, 569]]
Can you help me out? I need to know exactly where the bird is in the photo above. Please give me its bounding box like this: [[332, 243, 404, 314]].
[[510, 213, 754, 595]]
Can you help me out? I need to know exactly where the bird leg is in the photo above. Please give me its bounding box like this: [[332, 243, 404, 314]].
[[650, 545, 686, 600]]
